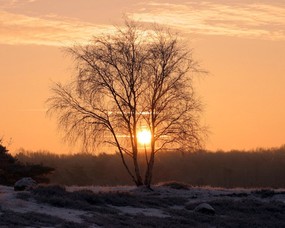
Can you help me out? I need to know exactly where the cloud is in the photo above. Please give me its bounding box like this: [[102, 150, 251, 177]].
[[0, 0, 38, 9], [0, 1, 284, 46], [0, 11, 114, 46], [129, 2, 285, 40]]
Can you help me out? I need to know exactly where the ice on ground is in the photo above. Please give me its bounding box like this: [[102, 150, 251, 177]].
[[0, 186, 84, 223]]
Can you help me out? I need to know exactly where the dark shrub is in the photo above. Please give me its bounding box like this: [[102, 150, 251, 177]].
[[0, 141, 54, 186], [252, 189, 276, 198], [159, 181, 189, 190]]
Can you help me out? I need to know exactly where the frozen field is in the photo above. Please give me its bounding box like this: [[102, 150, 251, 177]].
[[1, 183, 285, 227]]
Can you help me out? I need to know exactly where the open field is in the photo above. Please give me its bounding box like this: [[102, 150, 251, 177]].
[[1, 183, 285, 227]]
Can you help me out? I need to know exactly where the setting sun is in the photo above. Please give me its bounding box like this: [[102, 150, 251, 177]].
[[1, 0, 285, 154], [137, 129, 152, 145], [1, 1, 285, 226]]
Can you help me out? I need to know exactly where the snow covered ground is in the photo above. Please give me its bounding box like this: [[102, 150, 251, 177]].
[[0, 185, 85, 223], [1, 184, 285, 227]]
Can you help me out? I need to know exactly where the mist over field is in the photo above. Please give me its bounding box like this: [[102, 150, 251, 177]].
[[16, 146, 285, 188]]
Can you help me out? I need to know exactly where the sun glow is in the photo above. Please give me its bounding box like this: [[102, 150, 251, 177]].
[[137, 128, 152, 145]]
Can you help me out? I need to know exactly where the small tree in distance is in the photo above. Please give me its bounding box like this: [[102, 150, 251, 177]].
[[47, 20, 206, 188], [0, 137, 54, 185]]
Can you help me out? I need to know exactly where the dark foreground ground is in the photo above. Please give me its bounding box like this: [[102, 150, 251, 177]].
[[1, 183, 285, 227]]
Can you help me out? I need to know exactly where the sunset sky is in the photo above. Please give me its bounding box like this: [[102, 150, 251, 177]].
[[1, 0, 284, 154]]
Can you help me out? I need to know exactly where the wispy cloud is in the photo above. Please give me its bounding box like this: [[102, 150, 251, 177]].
[[0, 11, 114, 46], [0, 0, 38, 9], [129, 2, 285, 40], [0, 1, 284, 46]]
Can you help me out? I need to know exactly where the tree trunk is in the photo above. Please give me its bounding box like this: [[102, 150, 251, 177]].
[[144, 128, 155, 188], [144, 151, 155, 188], [133, 149, 143, 186], [144, 137, 155, 188]]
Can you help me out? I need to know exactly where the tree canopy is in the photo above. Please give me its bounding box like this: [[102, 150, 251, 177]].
[[47, 20, 206, 187]]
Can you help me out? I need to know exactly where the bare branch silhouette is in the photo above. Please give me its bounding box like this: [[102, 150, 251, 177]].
[[47, 19, 206, 187]]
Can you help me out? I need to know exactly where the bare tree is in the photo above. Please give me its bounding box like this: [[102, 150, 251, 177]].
[[47, 20, 206, 188]]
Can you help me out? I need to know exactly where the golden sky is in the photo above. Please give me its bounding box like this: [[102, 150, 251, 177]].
[[1, 0, 285, 153]]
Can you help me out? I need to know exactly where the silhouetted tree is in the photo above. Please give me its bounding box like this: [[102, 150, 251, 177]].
[[47, 20, 206, 187], [0, 138, 54, 186]]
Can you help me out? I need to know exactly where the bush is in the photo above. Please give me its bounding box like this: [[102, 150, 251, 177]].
[[0, 141, 54, 186], [158, 181, 190, 190]]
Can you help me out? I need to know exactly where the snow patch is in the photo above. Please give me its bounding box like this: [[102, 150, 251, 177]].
[[2, 184, 285, 227], [0, 186, 84, 223], [112, 205, 170, 218]]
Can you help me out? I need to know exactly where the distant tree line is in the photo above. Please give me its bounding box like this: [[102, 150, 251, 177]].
[[16, 145, 285, 188]]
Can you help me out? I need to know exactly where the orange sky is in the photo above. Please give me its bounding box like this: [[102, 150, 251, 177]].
[[1, 0, 285, 154]]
